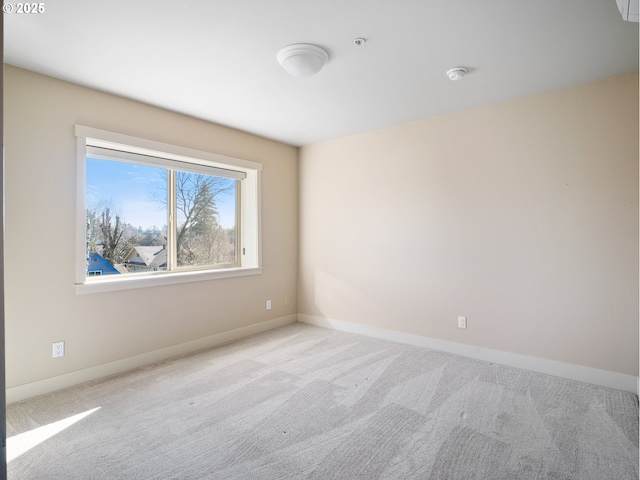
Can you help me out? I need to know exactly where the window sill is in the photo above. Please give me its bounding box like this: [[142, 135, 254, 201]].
[[76, 267, 263, 294]]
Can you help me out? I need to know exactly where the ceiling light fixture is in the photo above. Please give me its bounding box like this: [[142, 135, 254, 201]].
[[446, 67, 468, 81], [277, 43, 329, 77], [353, 38, 366, 47]]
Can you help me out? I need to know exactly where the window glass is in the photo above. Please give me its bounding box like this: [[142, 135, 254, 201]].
[[85, 156, 238, 278], [175, 170, 238, 268]]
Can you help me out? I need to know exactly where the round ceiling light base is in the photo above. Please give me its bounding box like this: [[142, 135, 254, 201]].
[[277, 44, 329, 78]]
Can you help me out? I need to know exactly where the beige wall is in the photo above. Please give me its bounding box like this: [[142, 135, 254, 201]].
[[4, 66, 298, 389], [299, 73, 639, 376], [5, 65, 638, 393]]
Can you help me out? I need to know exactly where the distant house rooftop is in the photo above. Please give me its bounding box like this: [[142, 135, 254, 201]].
[[123, 246, 167, 272]]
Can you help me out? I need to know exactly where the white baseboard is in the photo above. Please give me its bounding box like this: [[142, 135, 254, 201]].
[[10, 313, 636, 403], [298, 314, 639, 395], [7, 315, 298, 404]]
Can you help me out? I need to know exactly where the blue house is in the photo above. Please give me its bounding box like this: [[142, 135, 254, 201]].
[[87, 252, 120, 276]]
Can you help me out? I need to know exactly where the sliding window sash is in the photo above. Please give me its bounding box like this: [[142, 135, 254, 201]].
[[86, 145, 247, 180]]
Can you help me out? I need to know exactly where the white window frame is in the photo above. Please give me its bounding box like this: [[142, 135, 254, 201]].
[[75, 125, 262, 294]]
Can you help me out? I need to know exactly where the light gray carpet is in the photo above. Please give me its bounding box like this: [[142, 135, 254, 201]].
[[6, 323, 639, 479]]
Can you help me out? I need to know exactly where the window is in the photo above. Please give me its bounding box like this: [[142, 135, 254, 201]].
[[76, 126, 262, 293]]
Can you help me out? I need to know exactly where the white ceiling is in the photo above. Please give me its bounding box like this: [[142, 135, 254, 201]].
[[5, 0, 638, 146]]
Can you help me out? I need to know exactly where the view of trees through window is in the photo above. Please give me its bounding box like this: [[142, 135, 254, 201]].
[[86, 157, 238, 277], [175, 171, 236, 267]]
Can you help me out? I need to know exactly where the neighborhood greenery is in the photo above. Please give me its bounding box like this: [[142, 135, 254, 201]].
[[175, 171, 236, 267], [87, 170, 237, 275]]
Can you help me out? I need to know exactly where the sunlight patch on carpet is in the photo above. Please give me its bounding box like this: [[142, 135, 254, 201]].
[[7, 407, 101, 462]]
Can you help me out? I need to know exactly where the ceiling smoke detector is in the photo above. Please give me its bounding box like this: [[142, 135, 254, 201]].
[[446, 67, 468, 81]]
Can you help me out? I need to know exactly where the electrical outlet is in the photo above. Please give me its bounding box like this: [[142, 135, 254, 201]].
[[285, 296, 291, 306], [457, 316, 467, 329], [53, 341, 65, 358], [266, 300, 272, 310]]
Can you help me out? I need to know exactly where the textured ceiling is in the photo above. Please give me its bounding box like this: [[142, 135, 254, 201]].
[[5, 0, 639, 146]]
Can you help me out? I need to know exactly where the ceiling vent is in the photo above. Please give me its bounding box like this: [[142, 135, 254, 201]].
[[617, 0, 639, 21]]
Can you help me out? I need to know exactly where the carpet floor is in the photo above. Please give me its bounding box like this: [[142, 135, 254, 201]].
[[6, 323, 639, 479]]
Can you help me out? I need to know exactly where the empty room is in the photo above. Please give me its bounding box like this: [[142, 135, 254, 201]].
[[3, 1, 639, 479]]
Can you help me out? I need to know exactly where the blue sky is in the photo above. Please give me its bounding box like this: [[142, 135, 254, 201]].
[[86, 158, 236, 229]]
